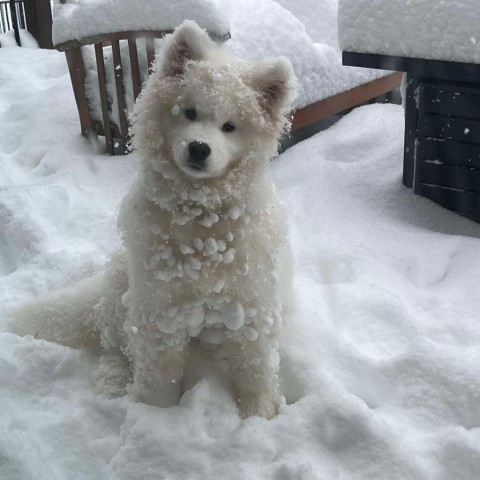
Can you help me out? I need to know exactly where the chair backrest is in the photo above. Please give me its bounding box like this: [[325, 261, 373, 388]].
[[61, 30, 171, 154]]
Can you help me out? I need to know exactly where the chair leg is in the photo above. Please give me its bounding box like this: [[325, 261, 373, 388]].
[[65, 48, 99, 146]]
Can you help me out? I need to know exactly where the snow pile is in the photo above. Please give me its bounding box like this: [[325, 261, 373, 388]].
[[52, 0, 231, 47], [3, 46, 480, 479], [275, 0, 339, 47], [229, 0, 385, 109], [339, 0, 480, 64]]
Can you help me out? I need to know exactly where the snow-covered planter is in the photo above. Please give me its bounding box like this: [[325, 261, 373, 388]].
[[339, 0, 480, 223]]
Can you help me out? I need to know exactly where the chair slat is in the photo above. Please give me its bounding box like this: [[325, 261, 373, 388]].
[[111, 39, 129, 142], [128, 37, 142, 101], [94, 43, 114, 154], [145, 35, 155, 73]]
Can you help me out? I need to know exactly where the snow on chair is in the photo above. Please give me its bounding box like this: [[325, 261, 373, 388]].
[[52, 0, 230, 154]]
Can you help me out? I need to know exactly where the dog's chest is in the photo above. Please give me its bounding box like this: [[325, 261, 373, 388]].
[[123, 178, 285, 349]]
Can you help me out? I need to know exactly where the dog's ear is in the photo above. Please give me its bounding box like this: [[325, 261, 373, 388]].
[[251, 58, 296, 119], [161, 20, 213, 78]]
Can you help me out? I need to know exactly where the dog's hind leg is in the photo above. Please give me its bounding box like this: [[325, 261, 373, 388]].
[[9, 274, 105, 352], [226, 336, 281, 419]]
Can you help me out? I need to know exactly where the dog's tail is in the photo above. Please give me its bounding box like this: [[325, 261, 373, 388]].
[[9, 251, 128, 353]]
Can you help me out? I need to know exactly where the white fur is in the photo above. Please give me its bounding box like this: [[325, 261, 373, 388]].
[[10, 20, 296, 419]]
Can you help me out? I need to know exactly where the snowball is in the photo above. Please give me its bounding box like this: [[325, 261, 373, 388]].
[[242, 326, 258, 342], [187, 256, 202, 271], [228, 205, 242, 220], [186, 306, 205, 328], [205, 309, 222, 326], [198, 213, 219, 228], [193, 238, 204, 251], [212, 279, 225, 293], [186, 323, 203, 337], [222, 302, 245, 330], [180, 244, 194, 255], [203, 237, 218, 256], [222, 249, 236, 264]]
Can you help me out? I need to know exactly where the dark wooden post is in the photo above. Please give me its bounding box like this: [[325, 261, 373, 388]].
[[24, 0, 52, 48], [9, 0, 20, 45]]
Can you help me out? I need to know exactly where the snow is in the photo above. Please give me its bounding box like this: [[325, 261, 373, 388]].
[[228, 0, 386, 109], [339, 0, 480, 64], [0, 29, 39, 48], [57, 0, 386, 116], [3, 42, 480, 480], [52, 0, 231, 47]]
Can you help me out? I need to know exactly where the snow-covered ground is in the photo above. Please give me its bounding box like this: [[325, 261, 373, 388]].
[[2, 44, 480, 480]]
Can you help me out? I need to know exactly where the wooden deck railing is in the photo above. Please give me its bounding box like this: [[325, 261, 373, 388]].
[[0, 0, 52, 48]]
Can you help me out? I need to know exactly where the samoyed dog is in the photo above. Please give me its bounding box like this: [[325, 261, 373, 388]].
[[11, 20, 295, 419]]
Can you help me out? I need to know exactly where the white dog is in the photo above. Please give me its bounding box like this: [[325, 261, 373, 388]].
[[11, 20, 295, 419]]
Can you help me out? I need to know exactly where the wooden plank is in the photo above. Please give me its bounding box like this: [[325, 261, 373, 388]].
[[128, 37, 141, 100], [291, 72, 403, 131], [145, 35, 155, 73], [55, 29, 228, 51], [95, 42, 114, 154], [422, 114, 480, 145], [419, 184, 480, 221], [111, 38, 128, 142], [424, 85, 480, 119], [343, 51, 480, 82], [64, 48, 96, 139], [420, 163, 480, 194], [422, 139, 480, 169], [56, 29, 172, 51]]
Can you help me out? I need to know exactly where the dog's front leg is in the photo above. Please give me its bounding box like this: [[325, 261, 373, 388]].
[[226, 335, 281, 419], [128, 338, 187, 408]]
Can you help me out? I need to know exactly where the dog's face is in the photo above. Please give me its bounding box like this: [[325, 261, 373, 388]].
[[133, 20, 295, 182], [162, 71, 256, 179]]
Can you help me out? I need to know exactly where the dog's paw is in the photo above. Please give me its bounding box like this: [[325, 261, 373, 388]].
[[237, 393, 279, 420], [93, 350, 131, 398], [130, 379, 181, 408]]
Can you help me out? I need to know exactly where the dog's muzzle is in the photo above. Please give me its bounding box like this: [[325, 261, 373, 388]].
[[188, 141, 210, 171]]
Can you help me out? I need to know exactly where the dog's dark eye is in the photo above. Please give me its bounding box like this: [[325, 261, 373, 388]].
[[222, 122, 236, 133], [185, 109, 197, 121]]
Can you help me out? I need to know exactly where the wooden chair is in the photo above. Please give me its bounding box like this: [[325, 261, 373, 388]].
[[57, 30, 173, 154]]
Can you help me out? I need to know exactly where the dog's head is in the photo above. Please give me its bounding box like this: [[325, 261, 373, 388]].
[[132, 20, 295, 182]]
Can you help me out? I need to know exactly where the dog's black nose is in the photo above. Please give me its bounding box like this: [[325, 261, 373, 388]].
[[188, 141, 210, 168]]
